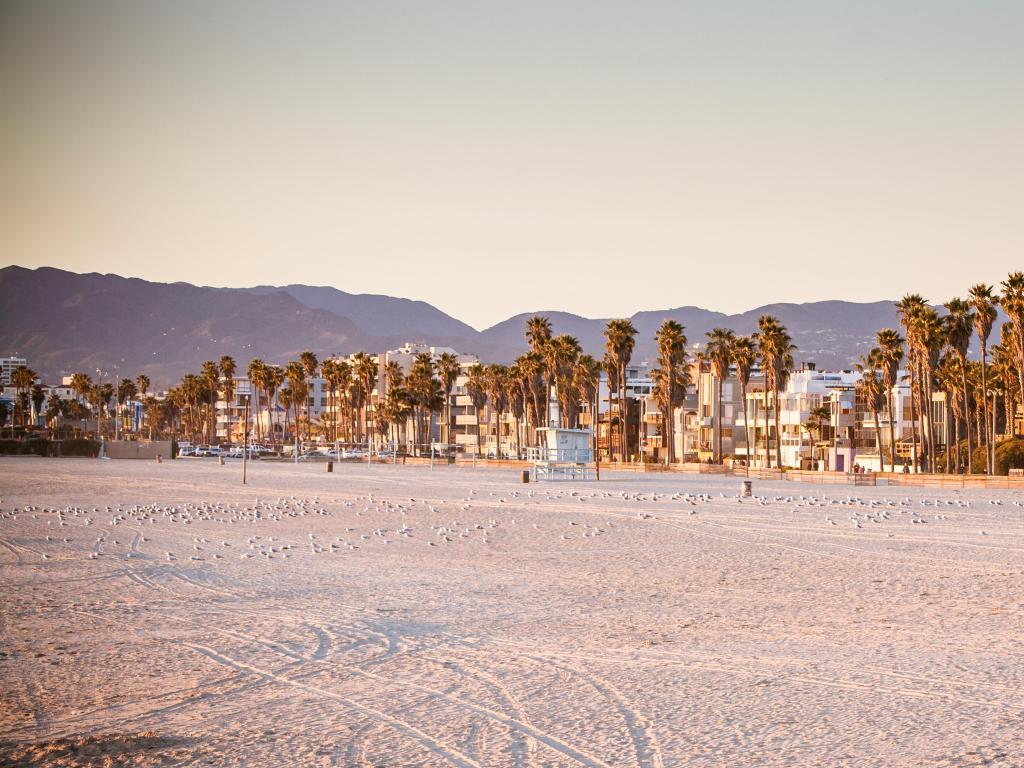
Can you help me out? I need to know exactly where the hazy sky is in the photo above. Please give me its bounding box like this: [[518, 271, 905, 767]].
[[1, 1, 1021, 329]]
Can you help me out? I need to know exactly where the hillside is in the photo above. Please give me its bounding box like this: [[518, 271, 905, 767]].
[[2, 265, 911, 385]]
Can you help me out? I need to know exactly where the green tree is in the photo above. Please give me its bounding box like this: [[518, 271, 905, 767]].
[[968, 284, 998, 473], [435, 352, 461, 447], [876, 329, 905, 472], [653, 320, 689, 465], [604, 319, 638, 461], [943, 298, 975, 472], [526, 315, 553, 426], [856, 350, 887, 468]]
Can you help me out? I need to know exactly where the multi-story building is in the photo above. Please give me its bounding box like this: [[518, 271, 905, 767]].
[[0, 356, 28, 385]]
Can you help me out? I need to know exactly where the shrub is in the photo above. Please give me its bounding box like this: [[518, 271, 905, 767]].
[[0, 438, 100, 457], [60, 438, 101, 457], [0, 438, 49, 456], [971, 438, 1024, 475]]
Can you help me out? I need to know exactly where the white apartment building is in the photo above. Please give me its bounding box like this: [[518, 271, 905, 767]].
[[733, 367, 922, 471]]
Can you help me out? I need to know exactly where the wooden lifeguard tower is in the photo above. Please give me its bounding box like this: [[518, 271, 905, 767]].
[[526, 428, 596, 480]]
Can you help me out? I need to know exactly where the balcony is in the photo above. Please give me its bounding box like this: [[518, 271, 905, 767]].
[[455, 414, 478, 426]]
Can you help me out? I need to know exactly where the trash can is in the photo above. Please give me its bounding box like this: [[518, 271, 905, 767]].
[[521, 470, 530, 483], [326, 461, 334, 473], [218, 456, 225, 466], [741, 480, 752, 497]]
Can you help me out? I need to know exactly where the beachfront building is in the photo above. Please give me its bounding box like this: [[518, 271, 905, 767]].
[[736, 367, 861, 469], [384, 343, 478, 453], [584, 363, 654, 462], [0, 356, 28, 386]]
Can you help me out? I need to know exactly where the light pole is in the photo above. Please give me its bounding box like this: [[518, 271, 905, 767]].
[[242, 394, 250, 485], [95, 368, 104, 449], [113, 368, 120, 442]]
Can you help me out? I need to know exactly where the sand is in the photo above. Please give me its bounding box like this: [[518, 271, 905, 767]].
[[0, 456, 1022, 767]]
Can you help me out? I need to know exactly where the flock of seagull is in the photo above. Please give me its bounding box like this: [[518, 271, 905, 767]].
[[0, 482, 1016, 567]]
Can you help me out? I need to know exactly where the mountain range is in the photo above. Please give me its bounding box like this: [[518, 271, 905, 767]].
[[1, 265, 904, 387]]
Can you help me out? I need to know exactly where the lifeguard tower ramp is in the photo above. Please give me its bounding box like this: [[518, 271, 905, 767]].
[[527, 428, 595, 481]]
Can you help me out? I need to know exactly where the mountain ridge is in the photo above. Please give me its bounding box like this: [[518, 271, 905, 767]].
[[1, 265, 903, 386]]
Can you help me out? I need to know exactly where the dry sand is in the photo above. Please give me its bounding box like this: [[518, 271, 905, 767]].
[[0, 456, 1022, 767]]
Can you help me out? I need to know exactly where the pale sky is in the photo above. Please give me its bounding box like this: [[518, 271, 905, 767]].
[[1, 1, 1021, 329]]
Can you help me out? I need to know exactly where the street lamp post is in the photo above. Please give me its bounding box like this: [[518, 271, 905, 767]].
[[242, 394, 250, 485]]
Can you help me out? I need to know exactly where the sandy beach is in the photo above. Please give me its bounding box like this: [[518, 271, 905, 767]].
[[1, 456, 1022, 767]]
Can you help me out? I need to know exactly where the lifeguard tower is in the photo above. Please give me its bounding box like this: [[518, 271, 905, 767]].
[[526, 427, 595, 480]]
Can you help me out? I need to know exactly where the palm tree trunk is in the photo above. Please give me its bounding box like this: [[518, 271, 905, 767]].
[[774, 387, 782, 469], [953, 408, 961, 472], [925, 368, 936, 473], [980, 345, 990, 473], [908, 361, 919, 472], [763, 383, 771, 469], [961, 367, 973, 473], [944, 398, 950, 474], [716, 376, 723, 463], [739, 381, 749, 467], [872, 406, 883, 470]]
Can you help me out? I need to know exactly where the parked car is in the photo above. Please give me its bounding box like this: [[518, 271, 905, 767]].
[[193, 445, 217, 457], [297, 450, 329, 461]]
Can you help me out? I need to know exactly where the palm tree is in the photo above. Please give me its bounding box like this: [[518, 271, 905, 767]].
[[801, 405, 830, 467], [298, 351, 319, 442], [705, 328, 735, 463], [653, 320, 689, 465], [352, 353, 377, 442], [219, 355, 237, 440], [30, 384, 46, 429], [968, 284, 998, 473], [285, 361, 307, 445], [515, 352, 545, 445], [435, 352, 461, 447], [731, 335, 757, 466], [199, 361, 219, 443], [855, 350, 886, 468], [755, 316, 794, 468], [604, 319, 638, 461], [526, 315, 553, 426], [992, 324, 1019, 438], [133, 374, 150, 435], [10, 366, 36, 427], [1000, 272, 1024, 409], [44, 393, 65, 438], [548, 335, 582, 428], [116, 379, 137, 434], [465, 364, 489, 454], [895, 295, 927, 470], [573, 353, 602, 458], [247, 359, 267, 442], [320, 359, 338, 444], [405, 353, 436, 453], [277, 385, 296, 442], [943, 299, 975, 472], [483, 365, 510, 457], [875, 329, 904, 473], [335, 358, 354, 442], [918, 308, 946, 473]]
